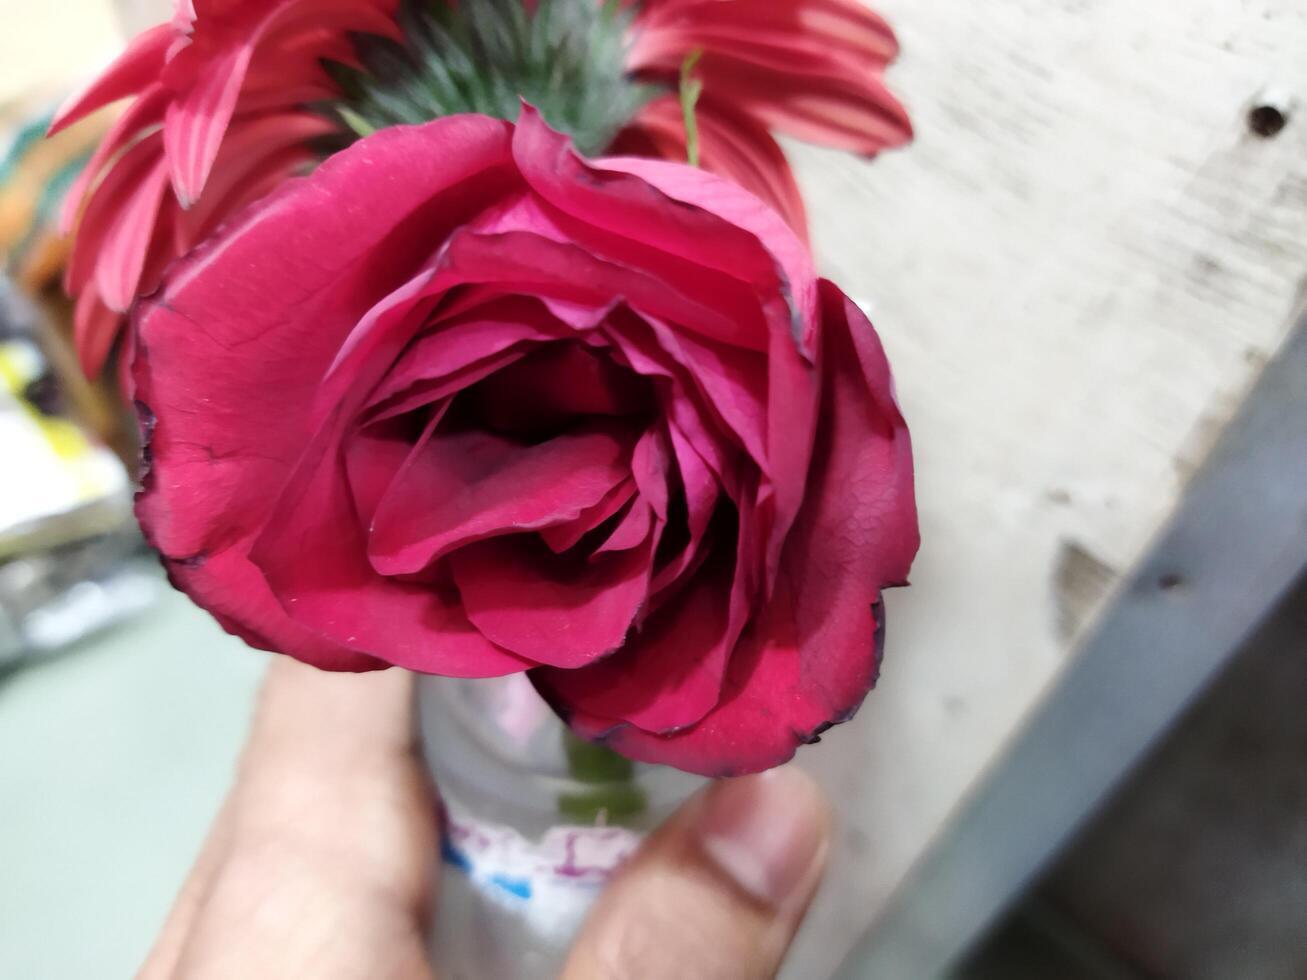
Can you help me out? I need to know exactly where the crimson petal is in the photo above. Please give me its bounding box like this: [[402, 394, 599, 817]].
[[452, 530, 658, 669], [368, 421, 637, 576], [571, 282, 917, 775]]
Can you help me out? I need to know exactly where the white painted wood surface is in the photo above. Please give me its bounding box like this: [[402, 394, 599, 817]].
[[788, 1, 1307, 975], [3, 1, 1306, 977]]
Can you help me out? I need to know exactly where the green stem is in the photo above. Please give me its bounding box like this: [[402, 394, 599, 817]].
[[558, 728, 648, 824], [679, 49, 704, 168]]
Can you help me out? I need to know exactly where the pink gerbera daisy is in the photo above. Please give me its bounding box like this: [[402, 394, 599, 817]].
[[50, 0, 400, 375]]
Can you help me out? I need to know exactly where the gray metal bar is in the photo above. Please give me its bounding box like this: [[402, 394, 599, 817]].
[[835, 315, 1307, 980]]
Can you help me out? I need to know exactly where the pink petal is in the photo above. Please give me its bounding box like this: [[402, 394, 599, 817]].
[[171, 110, 335, 249], [649, 423, 720, 594], [165, 543, 388, 672], [94, 159, 171, 312], [451, 530, 657, 668], [592, 498, 654, 557], [48, 24, 174, 135], [533, 545, 743, 733], [247, 416, 534, 677], [539, 478, 638, 554], [626, 0, 912, 156], [134, 117, 519, 672], [727, 72, 913, 156], [597, 150, 817, 354], [640, 313, 769, 468], [418, 226, 752, 352], [361, 297, 573, 418], [630, 425, 672, 522], [590, 159, 824, 590], [343, 417, 420, 529], [512, 106, 785, 352], [65, 134, 163, 298], [576, 282, 918, 775], [368, 420, 638, 576], [611, 95, 809, 244], [364, 347, 531, 426], [59, 85, 170, 235], [262, 0, 402, 45], [464, 340, 653, 436], [163, 40, 257, 206], [72, 292, 123, 378]]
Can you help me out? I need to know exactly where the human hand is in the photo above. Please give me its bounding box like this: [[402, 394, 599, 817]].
[[140, 658, 832, 979]]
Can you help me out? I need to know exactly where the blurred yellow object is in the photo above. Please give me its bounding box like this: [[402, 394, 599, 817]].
[[0, 339, 108, 497], [0, 100, 134, 464]]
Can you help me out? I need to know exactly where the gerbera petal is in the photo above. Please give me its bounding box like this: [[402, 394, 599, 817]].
[[59, 85, 171, 235], [65, 134, 163, 298], [612, 95, 809, 243], [627, 0, 912, 156], [48, 23, 174, 135], [72, 292, 123, 378], [94, 159, 171, 312], [163, 40, 257, 206]]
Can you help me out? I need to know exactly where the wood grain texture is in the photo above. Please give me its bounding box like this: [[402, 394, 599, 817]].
[[785, 2, 1307, 976]]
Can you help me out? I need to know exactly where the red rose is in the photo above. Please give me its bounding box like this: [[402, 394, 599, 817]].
[[134, 108, 918, 776]]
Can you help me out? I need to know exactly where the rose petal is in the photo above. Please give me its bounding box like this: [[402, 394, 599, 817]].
[[650, 423, 721, 595], [249, 403, 534, 677], [363, 296, 571, 415], [424, 227, 750, 349], [451, 530, 657, 668], [612, 95, 809, 244], [598, 152, 818, 356], [512, 107, 785, 352], [163, 545, 387, 672], [368, 420, 637, 576], [533, 541, 744, 733], [539, 478, 638, 554], [592, 498, 654, 557], [591, 162, 822, 591], [135, 117, 521, 672], [569, 282, 917, 775], [344, 416, 422, 529], [466, 342, 653, 436]]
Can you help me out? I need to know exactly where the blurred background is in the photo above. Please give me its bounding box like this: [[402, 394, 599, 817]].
[[1, 1, 1304, 978]]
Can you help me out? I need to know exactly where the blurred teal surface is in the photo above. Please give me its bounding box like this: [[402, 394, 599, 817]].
[[0, 582, 267, 979]]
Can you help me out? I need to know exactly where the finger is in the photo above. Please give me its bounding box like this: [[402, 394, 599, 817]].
[[164, 659, 439, 980], [137, 797, 237, 980], [563, 767, 832, 980], [229, 658, 439, 920]]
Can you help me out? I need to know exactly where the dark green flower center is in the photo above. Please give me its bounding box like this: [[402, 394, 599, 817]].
[[330, 0, 659, 156]]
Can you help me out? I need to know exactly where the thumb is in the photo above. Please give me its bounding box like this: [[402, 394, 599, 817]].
[[563, 767, 832, 980]]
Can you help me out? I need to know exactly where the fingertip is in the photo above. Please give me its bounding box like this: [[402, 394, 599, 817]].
[[563, 766, 832, 980], [694, 767, 832, 912]]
